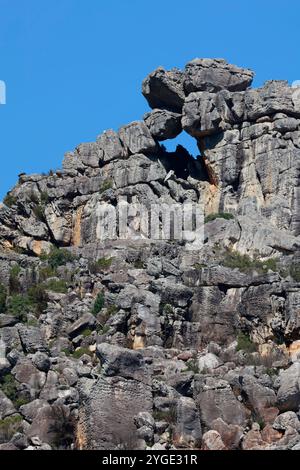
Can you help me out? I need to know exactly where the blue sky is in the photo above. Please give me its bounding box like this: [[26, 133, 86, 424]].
[[1, 0, 300, 199]]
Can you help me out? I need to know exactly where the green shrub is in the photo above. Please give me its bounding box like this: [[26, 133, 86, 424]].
[[27, 284, 48, 313], [133, 260, 144, 269], [289, 264, 300, 282], [89, 257, 113, 274], [222, 251, 277, 274], [193, 263, 207, 270], [92, 292, 105, 315], [45, 279, 68, 293], [39, 265, 57, 281], [204, 212, 234, 224], [153, 407, 177, 425], [162, 304, 174, 315], [82, 328, 92, 337], [41, 247, 76, 269], [7, 294, 30, 321], [3, 193, 17, 208], [184, 360, 199, 374], [72, 347, 92, 359], [0, 374, 18, 402], [40, 191, 50, 204], [97, 325, 110, 335], [236, 332, 257, 353], [106, 305, 119, 316], [0, 415, 23, 443], [33, 204, 46, 222], [0, 284, 7, 313], [9, 265, 21, 293], [99, 179, 113, 193]]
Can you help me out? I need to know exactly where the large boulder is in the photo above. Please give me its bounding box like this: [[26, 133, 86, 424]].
[[142, 67, 185, 113], [144, 109, 182, 141], [119, 121, 157, 155], [277, 363, 300, 411], [184, 58, 254, 94]]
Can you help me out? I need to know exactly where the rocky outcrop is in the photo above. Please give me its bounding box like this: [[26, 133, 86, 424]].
[[1, 58, 300, 451]]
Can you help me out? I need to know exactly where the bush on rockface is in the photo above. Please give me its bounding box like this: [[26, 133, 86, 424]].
[[3, 193, 17, 208], [222, 250, 277, 274], [45, 279, 68, 293], [99, 179, 113, 193], [204, 212, 234, 223], [40, 247, 76, 269], [89, 257, 113, 274], [0, 284, 7, 313], [92, 292, 105, 315], [7, 294, 31, 321], [236, 332, 257, 353], [48, 405, 75, 450], [0, 415, 23, 444], [9, 265, 21, 293]]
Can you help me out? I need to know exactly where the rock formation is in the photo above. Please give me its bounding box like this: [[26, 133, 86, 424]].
[[1, 58, 300, 450]]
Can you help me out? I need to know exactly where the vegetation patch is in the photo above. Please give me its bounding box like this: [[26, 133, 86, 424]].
[[3, 193, 17, 208], [92, 292, 105, 315], [153, 407, 177, 425], [45, 279, 68, 294], [99, 179, 113, 193], [9, 265, 21, 293], [41, 247, 76, 269], [204, 212, 234, 224], [236, 332, 257, 353], [222, 250, 277, 274], [0, 415, 23, 444], [0, 284, 7, 313], [89, 257, 113, 274], [72, 347, 92, 359]]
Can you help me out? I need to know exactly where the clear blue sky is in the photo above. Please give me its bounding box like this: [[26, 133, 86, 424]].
[[1, 0, 300, 199]]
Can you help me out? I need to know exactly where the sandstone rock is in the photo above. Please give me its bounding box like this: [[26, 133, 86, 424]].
[[202, 430, 226, 450], [195, 377, 249, 429], [144, 109, 182, 141], [277, 363, 300, 411], [184, 58, 254, 94], [173, 397, 202, 449], [96, 343, 149, 383], [198, 353, 220, 373], [0, 390, 16, 419], [97, 129, 127, 163], [119, 121, 157, 155], [273, 411, 300, 432], [142, 67, 185, 112]]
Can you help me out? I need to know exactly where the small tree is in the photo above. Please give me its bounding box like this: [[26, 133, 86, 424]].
[[0, 284, 7, 313], [92, 292, 105, 315]]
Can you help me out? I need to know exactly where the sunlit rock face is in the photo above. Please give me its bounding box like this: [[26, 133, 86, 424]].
[[1, 59, 300, 451]]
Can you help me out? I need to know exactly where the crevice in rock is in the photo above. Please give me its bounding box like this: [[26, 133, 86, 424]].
[[157, 142, 208, 182]]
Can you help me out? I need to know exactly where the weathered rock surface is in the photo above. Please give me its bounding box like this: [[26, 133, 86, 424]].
[[1, 57, 300, 451]]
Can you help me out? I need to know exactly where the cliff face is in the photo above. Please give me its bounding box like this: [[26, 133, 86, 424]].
[[1, 59, 300, 451]]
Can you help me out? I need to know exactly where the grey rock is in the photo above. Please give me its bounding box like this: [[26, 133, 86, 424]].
[[184, 58, 254, 94], [277, 363, 300, 411], [273, 411, 300, 432], [173, 397, 202, 448], [17, 325, 48, 354], [195, 377, 249, 429], [0, 389, 16, 419], [144, 109, 182, 141], [96, 343, 148, 383], [142, 66, 185, 112], [119, 121, 157, 155], [97, 129, 127, 163], [32, 352, 50, 372]]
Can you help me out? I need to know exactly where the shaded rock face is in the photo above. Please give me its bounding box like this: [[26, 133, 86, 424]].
[[1, 58, 300, 451]]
